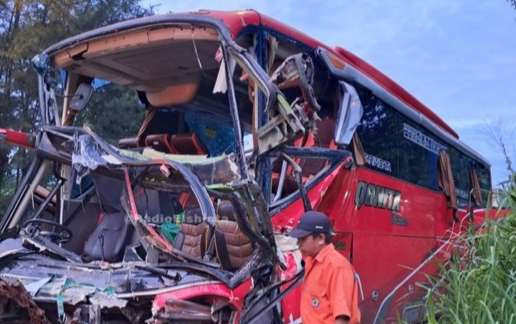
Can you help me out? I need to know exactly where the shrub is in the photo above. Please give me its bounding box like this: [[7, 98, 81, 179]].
[[425, 176, 516, 323]]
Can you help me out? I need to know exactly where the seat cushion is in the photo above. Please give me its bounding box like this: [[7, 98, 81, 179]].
[[90, 173, 124, 213], [83, 212, 129, 261], [169, 133, 206, 154], [145, 134, 175, 153], [214, 220, 254, 270], [179, 223, 209, 258]]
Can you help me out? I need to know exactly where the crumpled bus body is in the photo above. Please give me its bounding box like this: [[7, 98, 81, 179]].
[[0, 10, 507, 324]]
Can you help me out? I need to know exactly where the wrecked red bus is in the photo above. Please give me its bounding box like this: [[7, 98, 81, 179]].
[[0, 10, 501, 323]]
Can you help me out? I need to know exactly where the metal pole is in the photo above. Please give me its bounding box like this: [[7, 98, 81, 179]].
[[9, 160, 50, 229]]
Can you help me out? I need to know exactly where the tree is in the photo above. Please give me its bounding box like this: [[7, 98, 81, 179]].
[[484, 121, 515, 193], [0, 0, 151, 212]]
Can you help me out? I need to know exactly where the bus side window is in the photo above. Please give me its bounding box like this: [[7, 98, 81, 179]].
[[355, 86, 447, 191]]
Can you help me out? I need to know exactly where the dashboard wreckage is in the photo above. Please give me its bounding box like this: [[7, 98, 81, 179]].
[[0, 10, 505, 324]]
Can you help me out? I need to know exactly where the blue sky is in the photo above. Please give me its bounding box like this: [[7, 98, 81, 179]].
[[144, 1, 516, 187]]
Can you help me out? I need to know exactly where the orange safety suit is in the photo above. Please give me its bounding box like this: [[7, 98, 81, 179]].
[[300, 243, 361, 323]]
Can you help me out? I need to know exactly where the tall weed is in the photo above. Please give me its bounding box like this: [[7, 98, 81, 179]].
[[425, 176, 516, 323]]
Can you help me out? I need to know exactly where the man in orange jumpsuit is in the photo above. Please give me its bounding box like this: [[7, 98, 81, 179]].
[[289, 211, 361, 324]]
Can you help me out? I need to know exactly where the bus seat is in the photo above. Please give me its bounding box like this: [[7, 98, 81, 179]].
[[81, 174, 130, 261], [168, 133, 206, 154], [214, 219, 254, 270], [118, 109, 156, 149], [82, 211, 130, 262], [145, 133, 175, 153], [90, 173, 125, 213], [175, 223, 210, 258]]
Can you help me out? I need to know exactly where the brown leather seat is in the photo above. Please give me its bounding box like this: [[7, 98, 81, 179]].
[[178, 223, 210, 258], [214, 220, 254, 270]]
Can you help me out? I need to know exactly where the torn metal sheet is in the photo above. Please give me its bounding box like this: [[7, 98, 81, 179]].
[[32, 53, 51, 75], [25, 276, 53, 296], [0, 246, 223, 299], [155, 298, 212, 321], [255, 52, 325, 155], [212, 56, 237, 94], [72, 134, 113, 171], [89, 292, 127, 308], [22, 236, 83, 263], [0, 238, 26, 258], [271, 52, 321, 112], [142, 148, 241, 185], [64, 286, 97, 305], [256, 94, 306, 155]]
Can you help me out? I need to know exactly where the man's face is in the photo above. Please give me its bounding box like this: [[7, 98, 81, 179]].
[[297, 233, 325, 258]]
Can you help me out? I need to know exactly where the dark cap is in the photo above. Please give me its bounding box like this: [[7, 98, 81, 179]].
[[288, 211, 333, 239]]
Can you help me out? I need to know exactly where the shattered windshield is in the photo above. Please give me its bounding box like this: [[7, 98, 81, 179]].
[[73, 82, 145, 145], [51, 25, 254, 158], [0, 23, 280, 273]]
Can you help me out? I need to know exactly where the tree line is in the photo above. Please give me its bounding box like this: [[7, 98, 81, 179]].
[[0, 0, 150, 212]]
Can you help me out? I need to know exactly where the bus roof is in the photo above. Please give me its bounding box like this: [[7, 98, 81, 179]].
[[44, 10, 458, 139], [204, 10, 458, 139]]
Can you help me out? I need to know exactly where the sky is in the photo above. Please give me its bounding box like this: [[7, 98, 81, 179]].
[[143, 0, 516, 187]]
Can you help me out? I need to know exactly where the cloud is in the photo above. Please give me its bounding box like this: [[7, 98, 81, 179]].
[[448, 118, 493, 130]]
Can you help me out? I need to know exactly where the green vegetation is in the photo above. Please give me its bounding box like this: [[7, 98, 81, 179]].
[[425, 176, 516, 324], [74, 83, 145, 145], [0, 1, 150, 213]]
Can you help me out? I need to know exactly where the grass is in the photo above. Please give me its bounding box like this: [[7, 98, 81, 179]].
[[424, 177, 516, 324]]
